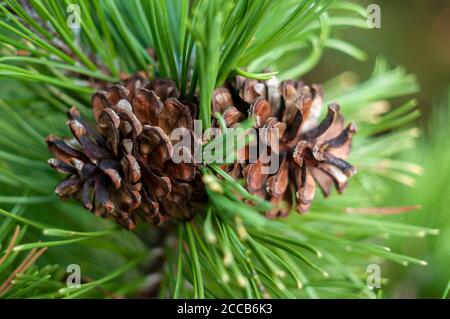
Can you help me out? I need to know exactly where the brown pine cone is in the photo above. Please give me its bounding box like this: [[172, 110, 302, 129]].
[[213, 76, 357, 218], [47, 75, 202, 230]]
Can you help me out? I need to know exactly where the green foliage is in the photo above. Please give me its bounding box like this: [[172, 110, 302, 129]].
[[0, 0, 438, 299], [380, 87, 450, 298]]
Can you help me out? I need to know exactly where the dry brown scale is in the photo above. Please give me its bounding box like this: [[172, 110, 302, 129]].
[[212, 75, 357, 218], [46, 74, 203, 230]]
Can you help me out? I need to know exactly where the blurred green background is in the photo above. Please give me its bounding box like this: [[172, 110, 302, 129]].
[[309, 0, 450, 298]]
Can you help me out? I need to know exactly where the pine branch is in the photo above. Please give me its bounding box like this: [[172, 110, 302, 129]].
[[0, 0, 438, 299]]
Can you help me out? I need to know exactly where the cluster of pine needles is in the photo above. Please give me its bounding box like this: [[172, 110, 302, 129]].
[[0, 0, 439, 298]]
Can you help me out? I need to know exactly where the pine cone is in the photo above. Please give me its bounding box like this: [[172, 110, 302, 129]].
[[213, 76, 357, 217], [47, 75, 202, 229]]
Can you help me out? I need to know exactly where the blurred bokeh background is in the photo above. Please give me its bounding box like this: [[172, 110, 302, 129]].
[[309, 0, 450, 298]]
